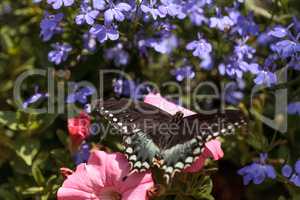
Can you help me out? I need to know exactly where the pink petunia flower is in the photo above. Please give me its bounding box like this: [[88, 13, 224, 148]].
[[144, 93, 224, 173], [57, 150, 154, 200]]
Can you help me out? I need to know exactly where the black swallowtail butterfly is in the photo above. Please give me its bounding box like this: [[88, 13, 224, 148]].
[[94, 98, 246, 183]]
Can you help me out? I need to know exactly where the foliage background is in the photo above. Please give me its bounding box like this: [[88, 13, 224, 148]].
[[0, 0, 300, 199]]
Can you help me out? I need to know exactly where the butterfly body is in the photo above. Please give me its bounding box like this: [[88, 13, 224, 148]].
[[94, 98, 246, 183]]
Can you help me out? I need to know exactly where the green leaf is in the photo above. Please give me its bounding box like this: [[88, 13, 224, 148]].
[[21, 187, 44, 195], [32, 163, 45, 186], [0, 111, 26, 131], [15, 139, 40, 166]]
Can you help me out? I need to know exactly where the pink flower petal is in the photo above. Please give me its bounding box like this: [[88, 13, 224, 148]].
[[144, 93, 224, 172], [87, 150, 127, 186], [58, 150, 154, 200], [204, 139, 224, 160], [57, 164, 102, 200], [144, 93, 196, 116], [184, 140, 224, 173], [57, 188, 99, 200], [88, 151, 154, 194]]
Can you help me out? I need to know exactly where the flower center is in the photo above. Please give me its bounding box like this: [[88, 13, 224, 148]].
[[98, 188, 121, 200]]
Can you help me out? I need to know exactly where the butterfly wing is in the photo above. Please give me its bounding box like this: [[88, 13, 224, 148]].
[[94, 98, 173, 172], [160, 109, 247, 182]]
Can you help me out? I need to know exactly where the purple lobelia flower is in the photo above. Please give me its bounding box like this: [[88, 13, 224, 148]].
[[257, 31, 278, 46], [113, 78, 134, 97], [263, 54, 279, 69], [234, 39, 256, 59], [93, 0, 106, 10], [200, 54, 213, 70], [75, 2, 99, 25], [268, 26, 288, 38], [290, 160, 300, 186], [225, 80, 244, 105], [48, 43, 72, 65], [292, 17, 300, 33], [238, 153, 276, 185], [104, 1, 132, 24], [226, 6, 241, 25], [183, 0, 210, 26], [282, 164, 293, 178], [104, 43, 129, 66], [290, 174, 300, 187], [209, 8, 234, 31], [40, 12, 63, 42], [141, 0, 166, 20], [158, 0, 185, 19], [67, 85, 95, 104], [281, 160, 300, 187], [113, 78, 148, 100], [208, 7, 234, 31], [234, 12, 259, 36], [183, 0, 207, 26], [47, 0, 74, 9], [295, 160, 300, 174], [171, 65, 195, 82], [186, 33, 212, 58], [89, 24, 119, 43], [145, 34, 178, 54], [73, 143, 90, 165], [270, 40, 300, 58], [22, 86, 49, 109], [287, 102, 300, 115], [219, 53, 260, 79], [83, 32, 97, 52], [254, 70, 277, 87]]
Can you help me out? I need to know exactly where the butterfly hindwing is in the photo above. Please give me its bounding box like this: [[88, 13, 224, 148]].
[[123, 131, 160, 173]]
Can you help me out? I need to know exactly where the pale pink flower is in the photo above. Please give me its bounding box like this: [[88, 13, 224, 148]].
[[144, 93, 224, 173], [57, 150, 154, 200]]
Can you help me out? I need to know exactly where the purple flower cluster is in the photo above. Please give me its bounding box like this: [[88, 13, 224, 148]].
[[40, 12, 63, 41], [113, 78, 149, 100], [281, 161, 300, 187], [48, 43, 72, 65], [171, 65, 195, 82], [37, 0, 300, 91], [67, 85, 95, 105], [287, 102, 300, 115], [47, 0, 74, 10], [76, 3, 99, 25], [266, 18, 300, 71], [73, 143, 90, 165], [104, 43, 129, 66], [238, 153, 276, 185], [22, 86, 49, 109], [225, 80, 244, 105]]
